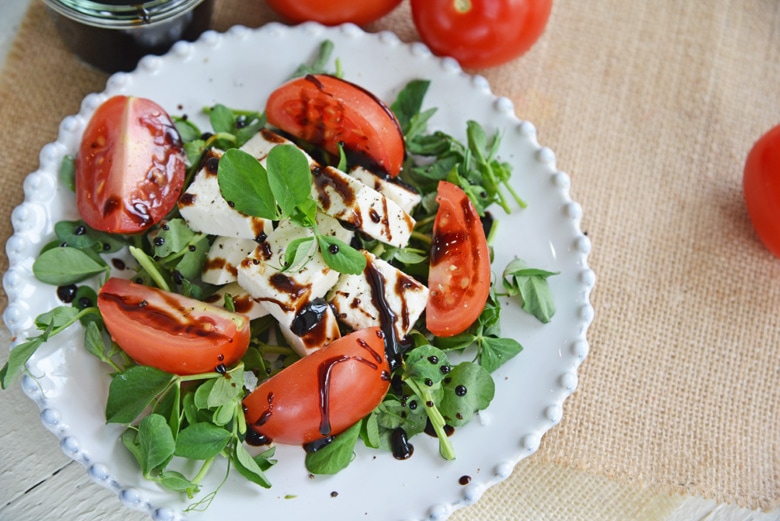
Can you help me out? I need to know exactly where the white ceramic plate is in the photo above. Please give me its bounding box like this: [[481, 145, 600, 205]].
[[3, 23, 594, 521]]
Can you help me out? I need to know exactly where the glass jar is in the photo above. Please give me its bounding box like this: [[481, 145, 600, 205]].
[[43, 0, 215, 73]]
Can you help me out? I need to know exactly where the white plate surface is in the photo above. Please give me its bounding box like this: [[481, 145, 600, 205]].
[[3, 22, 594, 521]]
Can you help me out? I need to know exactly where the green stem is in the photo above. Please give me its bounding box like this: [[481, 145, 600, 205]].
[[410, 231, 432, 246], [129, 246, 170, 291], [191, 456, 216, 485], [502, 180, 527, 209], [405, 379, 456, 461]]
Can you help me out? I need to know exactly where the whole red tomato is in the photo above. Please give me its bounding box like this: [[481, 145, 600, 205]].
[[410, 0, 552, 69], [265, 0, 403, 26], [743, 123, 780, 257]]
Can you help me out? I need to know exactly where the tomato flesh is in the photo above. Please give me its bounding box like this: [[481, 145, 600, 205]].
[[265, 74, 405, 177], [426, 181, 491, 337], [76, 96, 186, 234], [744, 123, 780, 257], [265, 0, 402, 26], [97, 277, 250, 375], [410, 0, 552, 69], [243, 327, 391, 445]]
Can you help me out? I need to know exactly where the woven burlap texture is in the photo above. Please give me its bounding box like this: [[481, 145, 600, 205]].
[[1, 0, 778, 515]]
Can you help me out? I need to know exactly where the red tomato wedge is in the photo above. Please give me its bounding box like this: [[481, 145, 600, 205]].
[[97, 277, 250, 375], [265, 74, 405, 177], [426, 181, 491, 337], [76, 95, 186, 234], [243, 327, 391, 445]]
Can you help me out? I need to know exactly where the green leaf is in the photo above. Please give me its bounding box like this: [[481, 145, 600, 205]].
[[174, 117, 202, 142], [266, 144, 313, 216], [209, 104, 236, 134], [440, 362, 495, 427], [282, 236, 317, 272], [375, 396, 428, 437], [305, 421, 361, 475], [233, 444, 272, 488], [316, 235, 366, 275], [159, 470, 199, 494], [33, 247, 108, 285], [0, 336, 44, 389], [155, 383, 182, 437], [194, 378, 217, 410], [83, 320, 110, 362], [218, 148, 278, 219], [150, 219, 195, 258], [137, 414, 176, 476], [403, 345, 449, 385], [35, 306, 79, 332], [360, 412, 381, 449], [59, 155, 76, 192], [390, 79, 431, 136], [172, 234, 210, 281], [502, 258, 558, 323], [478, 336, 523, 373], [106, 366, 175, 424], [289, 39, 336, 79], [174, 423, 231, 460], [55, 220, 98, 250], [207, 372, 244, 408]]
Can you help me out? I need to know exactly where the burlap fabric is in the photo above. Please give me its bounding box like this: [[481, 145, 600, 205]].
[[1, 0, 778, 516]]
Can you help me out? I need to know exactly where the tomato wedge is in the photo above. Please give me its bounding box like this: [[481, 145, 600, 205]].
[[265, 74, 405, 177], [97, 277, 250, 375], [76, 96, 186, 234], [243, 327, 391, 445], [426, 181, 491, 337]]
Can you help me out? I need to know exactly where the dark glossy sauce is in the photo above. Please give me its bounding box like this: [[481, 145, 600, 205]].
[[99, 290, 233, 342], [46, 0, 215, 73]]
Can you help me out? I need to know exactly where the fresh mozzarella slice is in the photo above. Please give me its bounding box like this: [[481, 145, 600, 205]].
[[241, 129, 416, 248], [202, 237, 258, 285], [328, 250, 429, 340], [237, 213, 351, 356], [177, 149, 273, 241], [205, 282, 269, 320], [348, 166, 422, 215]]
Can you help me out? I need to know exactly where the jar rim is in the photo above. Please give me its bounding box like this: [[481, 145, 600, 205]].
[[43, 0, 206, 28]]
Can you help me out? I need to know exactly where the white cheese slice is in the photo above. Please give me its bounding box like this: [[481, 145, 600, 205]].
[[348, 166, 422, 215], [201, 237, 258, 285], [177, 149, 273, 241], [205, 281, 269, 320], [241, 129, 416, 248], [328, 250, 429, 340], [237, 213, 351, 356]]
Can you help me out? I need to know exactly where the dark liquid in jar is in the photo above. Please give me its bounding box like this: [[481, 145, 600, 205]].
[[46, 0, 214, 73]]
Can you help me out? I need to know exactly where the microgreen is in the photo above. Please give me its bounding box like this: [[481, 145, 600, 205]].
[[501, 258, 559, 323], [289, 39, 342, 79], [108, 362, 274, 501], [218, 145, 366, 275]]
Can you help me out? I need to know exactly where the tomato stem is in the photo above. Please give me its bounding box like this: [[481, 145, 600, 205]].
[[454, 0, 472, 13]]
